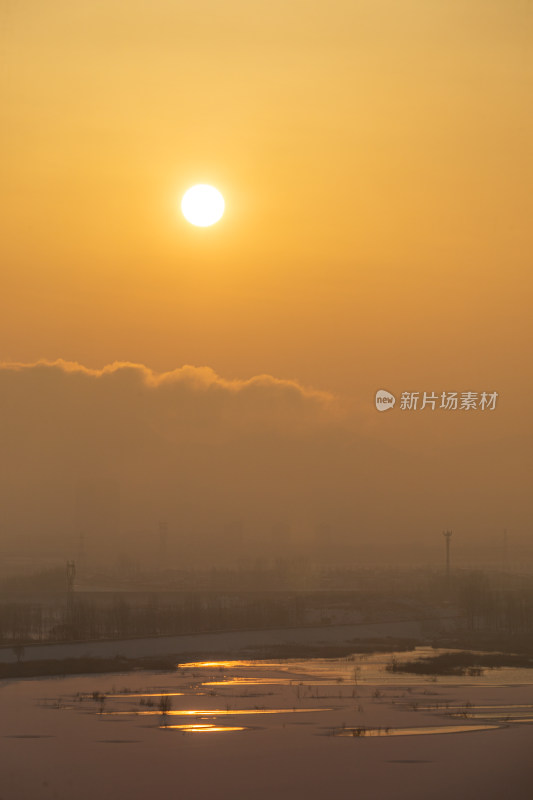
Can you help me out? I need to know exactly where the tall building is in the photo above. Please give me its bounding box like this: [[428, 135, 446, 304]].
[[74, 479, 120, 567]]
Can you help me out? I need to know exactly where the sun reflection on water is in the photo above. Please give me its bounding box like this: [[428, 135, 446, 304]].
[[162, 724, 247, 733], [180, 661, 256, 669], [104, 707, 331, 717]]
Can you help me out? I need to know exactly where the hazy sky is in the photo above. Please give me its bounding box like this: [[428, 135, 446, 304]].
[[1, 2, 531, 559]]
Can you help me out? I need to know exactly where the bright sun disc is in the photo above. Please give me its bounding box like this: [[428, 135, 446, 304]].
[[181, 184, 225, 227]]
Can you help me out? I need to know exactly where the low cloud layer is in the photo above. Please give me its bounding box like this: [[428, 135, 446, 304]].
[[0, 360, 528, 566]]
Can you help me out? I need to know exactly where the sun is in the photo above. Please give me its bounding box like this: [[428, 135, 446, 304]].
[[181, 184, 225, 227]]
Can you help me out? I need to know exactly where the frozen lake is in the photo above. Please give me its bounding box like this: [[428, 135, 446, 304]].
[[1, 649, 532, 799]]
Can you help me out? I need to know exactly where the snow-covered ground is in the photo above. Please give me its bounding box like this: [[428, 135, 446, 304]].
[[1, 649, 532, 799]]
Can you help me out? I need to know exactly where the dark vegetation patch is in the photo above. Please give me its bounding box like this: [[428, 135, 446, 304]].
[[242, 639, 418, 661], [0, 655, 179, 679], [386, 651, 533, 676]]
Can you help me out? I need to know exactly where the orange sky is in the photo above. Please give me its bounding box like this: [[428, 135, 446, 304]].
[[0, 1, 531, 559]]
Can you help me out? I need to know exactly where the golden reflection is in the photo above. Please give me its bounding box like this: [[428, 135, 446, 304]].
[[203, 678, 295, 686], [179, 661, 256, 669], [107, 692, 184, 698], [162, 724, 247, 733], [167, 707, 328, 716], [104, 707, 331, 717]]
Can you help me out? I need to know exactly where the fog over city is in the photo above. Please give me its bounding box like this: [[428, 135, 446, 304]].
[[0, 359, 529, 575]]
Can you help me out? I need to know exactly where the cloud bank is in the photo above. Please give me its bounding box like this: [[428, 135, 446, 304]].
[[0, 360, 527, 565]]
